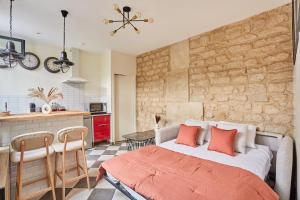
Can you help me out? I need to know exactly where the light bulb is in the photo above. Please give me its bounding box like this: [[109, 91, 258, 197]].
[[113, 4, 119, 10], [134, 27, 140, 34], [103, 19, 109, 24], [104, 19, 113, 24], [136, 12, 142, 18], [113, 4, 121, 13], [110, 30, 117, 36], [148, 18, 154, 23]]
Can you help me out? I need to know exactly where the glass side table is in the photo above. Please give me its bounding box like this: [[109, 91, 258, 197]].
[[123, 130, 155, 151]]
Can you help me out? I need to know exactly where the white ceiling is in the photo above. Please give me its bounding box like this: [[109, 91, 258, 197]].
[[0, 0, 290, 55]]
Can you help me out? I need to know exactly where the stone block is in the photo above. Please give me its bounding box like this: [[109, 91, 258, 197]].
[[268, 83, 286, 92], [210, 77, 231, 85], [264, 105, 280, 114], [166, 69, 189, 102], [231, 76, 248, 84], [248, 73, 265, 82], [170, 40, 190, 70], [166, 102, 203, 125]]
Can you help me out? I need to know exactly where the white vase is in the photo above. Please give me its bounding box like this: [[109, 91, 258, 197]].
[[42, 104, 52, 114]]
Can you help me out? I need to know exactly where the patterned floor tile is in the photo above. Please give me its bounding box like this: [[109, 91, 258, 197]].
[[87, 189, 115, 200], [89, 150, 105, 155], [94, 146, 108, 150], [106, 146, 120, 151], [119, 146, 128, 151], [103, 150, 118, 155], [74, 177, 98, 188], [90, 160, 103, 169], [87, 160, 96, 168], [40, 188, 72, 200], [95, 179, 115, 189], [112, 190, 130, 200], [86, 155, 101, 160], [66, 188, 93, 200], [116, 151, 127, 156], [98, 155, 115, 161], [88, 168, 99, 177]]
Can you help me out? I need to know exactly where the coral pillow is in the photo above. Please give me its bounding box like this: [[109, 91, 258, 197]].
[[176, 124, 200, 147], [208, 126, 238, 156]]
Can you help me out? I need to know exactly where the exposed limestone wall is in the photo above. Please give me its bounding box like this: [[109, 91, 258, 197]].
[[136, 4, 294, 135]]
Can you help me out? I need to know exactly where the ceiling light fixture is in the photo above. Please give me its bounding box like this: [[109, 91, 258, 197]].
[[104, 4, 153, 36], [0, 0, 24, 68], [53, 10, 74, 73]]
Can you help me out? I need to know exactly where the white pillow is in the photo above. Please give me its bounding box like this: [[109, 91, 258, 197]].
[[185, 119, 208, 145], [219, 121, 257, 148], [217, 122, 248, 154], [204, 121, 218, 142]]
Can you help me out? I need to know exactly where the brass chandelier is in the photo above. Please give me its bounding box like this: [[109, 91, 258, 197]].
[[104, 4, 153, 36]]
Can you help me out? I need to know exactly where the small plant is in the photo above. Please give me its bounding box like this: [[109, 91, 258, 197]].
[[28, 87, 63, 104]]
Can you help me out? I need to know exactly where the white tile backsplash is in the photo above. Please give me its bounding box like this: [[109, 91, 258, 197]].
[[0, 83, 109, 113]]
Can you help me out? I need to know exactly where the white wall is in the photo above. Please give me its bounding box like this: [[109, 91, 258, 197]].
[[111, 51, 136, 142], [0, 39, 111, 113], [295, 33, 300, 200], [0, 39, 71, 95]]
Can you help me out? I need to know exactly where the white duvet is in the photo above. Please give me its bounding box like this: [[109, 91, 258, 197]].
[[159, 139, 273, 180]]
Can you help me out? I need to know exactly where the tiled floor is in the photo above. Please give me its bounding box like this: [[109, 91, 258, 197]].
[[40, 142, 130, 200]]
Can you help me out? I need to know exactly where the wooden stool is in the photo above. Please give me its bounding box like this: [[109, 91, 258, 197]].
[[10, 131, 56, 200], [53, 126, 90, 200]]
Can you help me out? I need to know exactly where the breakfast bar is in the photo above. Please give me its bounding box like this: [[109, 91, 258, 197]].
[[0, 111, 90, 199]]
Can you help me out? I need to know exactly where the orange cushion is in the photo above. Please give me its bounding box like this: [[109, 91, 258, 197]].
[[208, 126, 238, 156], [176, 124, 200, 147]]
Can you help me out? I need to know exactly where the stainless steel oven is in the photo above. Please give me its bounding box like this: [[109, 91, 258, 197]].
[[89, 102, 107, 115]]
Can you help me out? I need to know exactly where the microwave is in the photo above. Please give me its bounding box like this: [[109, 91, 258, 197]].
[[89, 103, 107, 115]]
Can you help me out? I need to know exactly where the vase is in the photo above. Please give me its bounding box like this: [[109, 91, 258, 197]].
[[42, 103, 52, 114]]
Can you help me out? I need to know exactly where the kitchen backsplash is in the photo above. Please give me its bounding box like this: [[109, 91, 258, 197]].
[[0, 83, 110, 113]]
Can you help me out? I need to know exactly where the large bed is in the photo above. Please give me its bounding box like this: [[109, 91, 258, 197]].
[[98, 122, 293, 200]]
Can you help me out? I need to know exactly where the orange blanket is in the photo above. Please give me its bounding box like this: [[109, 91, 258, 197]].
[[97, 145, 278, 200]]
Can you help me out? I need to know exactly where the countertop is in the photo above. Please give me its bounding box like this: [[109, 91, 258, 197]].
[[0, 111, 90, 122], [91, 113, 111, 117]]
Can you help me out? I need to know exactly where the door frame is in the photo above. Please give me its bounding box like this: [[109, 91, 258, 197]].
[[111, 73, 136, 143]]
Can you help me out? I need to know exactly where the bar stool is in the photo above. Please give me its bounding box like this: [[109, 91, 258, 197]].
[[10, 131, 56, 200], [53, 126, 90, 200]]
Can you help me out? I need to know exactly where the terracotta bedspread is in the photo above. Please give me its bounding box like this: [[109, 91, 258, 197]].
[[97, 145, 278, 200]]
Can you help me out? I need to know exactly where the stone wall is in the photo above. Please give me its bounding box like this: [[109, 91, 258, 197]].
[[136, 4, 294, 135]]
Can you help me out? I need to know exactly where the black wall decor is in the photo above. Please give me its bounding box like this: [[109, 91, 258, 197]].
[[293, 0, 300, 64], [0, 35, 25, 57]]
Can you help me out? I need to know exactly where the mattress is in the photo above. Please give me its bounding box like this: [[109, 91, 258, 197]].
[[159, 139, 273, 180], [104, 141, 273, 200]]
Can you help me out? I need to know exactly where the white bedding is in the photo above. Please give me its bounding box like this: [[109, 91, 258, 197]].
[[159, 139, 273, 180]]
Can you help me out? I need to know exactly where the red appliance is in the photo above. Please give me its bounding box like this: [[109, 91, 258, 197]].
[[93, 115, 110, 143]]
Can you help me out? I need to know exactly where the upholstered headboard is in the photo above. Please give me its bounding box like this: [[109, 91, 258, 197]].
[[156, 127, 294, 200], [256, 132, 293, 200]]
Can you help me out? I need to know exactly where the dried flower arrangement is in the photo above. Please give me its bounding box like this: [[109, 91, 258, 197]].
[[28, 87, 63, 104], [155, 114, 161, 124]]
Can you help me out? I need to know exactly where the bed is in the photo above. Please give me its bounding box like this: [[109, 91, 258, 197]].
[[98, 123, 293, 200]]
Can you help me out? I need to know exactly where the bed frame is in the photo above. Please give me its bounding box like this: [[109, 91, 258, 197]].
[[104, 173, 139, 200], [106, 125, 294, 200]]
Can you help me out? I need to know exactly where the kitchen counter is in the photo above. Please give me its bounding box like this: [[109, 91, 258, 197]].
[[0, 111, 90, 122], [0, 111, 88, 199], [91, 113, 111, 116]]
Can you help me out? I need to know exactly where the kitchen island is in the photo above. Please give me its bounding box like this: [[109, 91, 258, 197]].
[[0, 111, 90, 200]]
